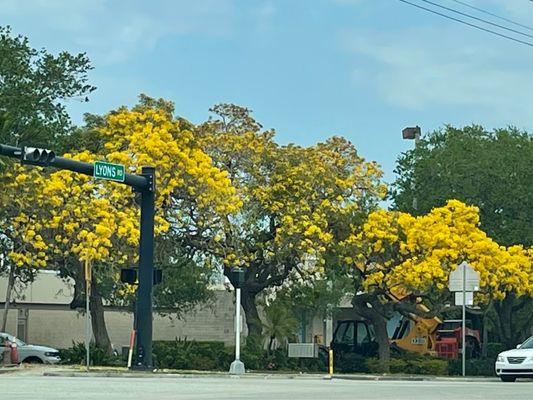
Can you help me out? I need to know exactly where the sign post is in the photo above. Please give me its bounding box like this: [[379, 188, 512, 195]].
[[229, 268, 245, 375], [448, 261, 480, 377], [85, 258, 92, 372]]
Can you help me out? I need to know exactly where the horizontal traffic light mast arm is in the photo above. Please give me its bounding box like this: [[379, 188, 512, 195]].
[[0, 143, 150, 190]]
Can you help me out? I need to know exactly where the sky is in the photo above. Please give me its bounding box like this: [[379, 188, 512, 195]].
[[2, 0, 533, 185]]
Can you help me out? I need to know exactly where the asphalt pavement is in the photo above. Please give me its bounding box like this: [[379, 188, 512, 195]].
[[1, 375, 532, 400]]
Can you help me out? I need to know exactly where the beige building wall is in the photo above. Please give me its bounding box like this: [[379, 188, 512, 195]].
[[1, 270, 245, 349]]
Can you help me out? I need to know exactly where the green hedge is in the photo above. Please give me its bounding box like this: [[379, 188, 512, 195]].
[[59, 339, 501, 376], [448, 358, 496, 376], [58, 342, 123, 366], [153, 340, 233, 370], [336, 352, 448, 375], [335, 349, 497, 376], [485, 343, 506, 359]]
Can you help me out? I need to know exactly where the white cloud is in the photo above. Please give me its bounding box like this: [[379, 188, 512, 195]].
[[0, 0, 235, 64], [342, 23, 533, 125]]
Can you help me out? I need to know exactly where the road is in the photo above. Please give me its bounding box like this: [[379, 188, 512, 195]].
[[1, 376, 532, 400]]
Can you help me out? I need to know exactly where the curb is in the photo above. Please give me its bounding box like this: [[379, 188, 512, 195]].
[[331, 375, 498, 382], [41, 369, 499, 382], [0, 366, 21, 375], [42, 370, 332, 380]]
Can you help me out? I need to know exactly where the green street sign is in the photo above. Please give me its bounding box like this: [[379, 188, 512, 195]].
[[94, 161, 125, 182]]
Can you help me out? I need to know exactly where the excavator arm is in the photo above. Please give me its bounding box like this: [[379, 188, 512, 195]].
[[387, 287, 441, 355]]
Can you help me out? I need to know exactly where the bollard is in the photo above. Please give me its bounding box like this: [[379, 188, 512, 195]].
[[10, 339, 19, 364], [328, 348, 334, 375]]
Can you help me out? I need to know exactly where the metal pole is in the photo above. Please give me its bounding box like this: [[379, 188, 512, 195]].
[[462, 262, 466, 377], [134, 167, 155, 370], [235, 288, 241, 360], [412, 132, 420, 212], [229, 286, 245, 374], [85, 259, 91, 372]]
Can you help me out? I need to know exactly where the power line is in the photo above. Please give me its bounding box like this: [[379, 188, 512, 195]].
[[397, 0, 533, 48], [419, 0, 533, 40], [449, 0, 533, 32]]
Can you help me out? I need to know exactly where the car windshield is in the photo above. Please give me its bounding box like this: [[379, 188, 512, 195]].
[[519, 337, 533, 349], [2, 334, 26, 347]]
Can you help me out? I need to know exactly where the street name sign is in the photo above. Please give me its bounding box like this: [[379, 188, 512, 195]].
[[94, 161, 125, 182]]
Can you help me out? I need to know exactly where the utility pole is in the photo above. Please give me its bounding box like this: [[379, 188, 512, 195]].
[[0, 144, 156, 370]]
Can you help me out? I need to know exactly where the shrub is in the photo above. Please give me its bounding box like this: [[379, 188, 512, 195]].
[[59, 342, 123, 366], [153, 340, 233, 370], [336, 353, 371, 373], [346, 352, 448, 375], [240, 335, 265, 370], [448, 358, 496, 376], [485, 343, 506, 359]]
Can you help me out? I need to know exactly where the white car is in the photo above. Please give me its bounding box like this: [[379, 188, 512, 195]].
[[495, 336, 533, 382], [0, 332, 61, 364]]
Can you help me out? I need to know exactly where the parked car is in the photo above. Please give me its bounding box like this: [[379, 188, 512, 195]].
[[495, 336, 533, 382], [0, 332, 61, 364]]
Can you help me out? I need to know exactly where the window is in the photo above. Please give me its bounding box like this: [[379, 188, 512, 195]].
[[357, 324, 371, 344], [520, 336, 533, 349], [335, 322, 355, 345]]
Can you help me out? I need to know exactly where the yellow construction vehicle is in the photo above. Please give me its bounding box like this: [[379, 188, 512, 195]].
[[331, 289, 481, 360]]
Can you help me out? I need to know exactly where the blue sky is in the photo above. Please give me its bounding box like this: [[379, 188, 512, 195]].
[[2, 0, 533, 185]]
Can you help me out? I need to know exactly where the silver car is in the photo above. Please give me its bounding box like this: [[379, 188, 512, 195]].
[[0, 332, 61, 364]]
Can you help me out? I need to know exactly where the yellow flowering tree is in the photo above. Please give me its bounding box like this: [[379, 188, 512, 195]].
[[339, 200, 532, 365], [188, 105, 386, 336], [0, 25, 95, 332], [5, 98, 239, 352]]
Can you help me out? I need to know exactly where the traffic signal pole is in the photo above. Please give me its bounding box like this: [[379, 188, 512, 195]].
[[0, 143, 156, 370], [134, 166, 155, 369]]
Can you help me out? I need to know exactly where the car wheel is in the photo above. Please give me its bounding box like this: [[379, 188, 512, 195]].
[[500, 376, 516, 382], [22, 356, 43, 364]]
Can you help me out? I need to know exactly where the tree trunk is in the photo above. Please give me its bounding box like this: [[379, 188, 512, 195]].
[[494, 295, 515, 348], [372, 314, 391, 372], [241, 288, 262, 337], [481, 302, 491, 358], [268, 335, 275, 354], [1, 265, 15, 332], [352, 294, 391, 372], [89, 278, 112, 356]]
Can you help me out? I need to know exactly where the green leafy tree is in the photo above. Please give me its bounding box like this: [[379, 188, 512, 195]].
[[0, 26, 95, 147], [391, 125, 533, 347]]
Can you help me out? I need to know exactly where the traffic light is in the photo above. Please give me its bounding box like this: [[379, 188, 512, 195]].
[[230, 267, 245, 289], [120, 268, 137, 285], [153, 269, 162, 285], [120, 268, 162, 285], [21, 146, 55, 166]]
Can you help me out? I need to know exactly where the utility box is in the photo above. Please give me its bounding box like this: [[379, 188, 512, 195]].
[[288, 343, 319, 358]]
